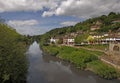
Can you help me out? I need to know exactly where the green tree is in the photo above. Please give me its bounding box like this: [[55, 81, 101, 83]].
[[87, 35, 94, 44]]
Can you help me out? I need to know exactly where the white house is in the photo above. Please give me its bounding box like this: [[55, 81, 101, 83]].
[[102, 38, 120, 44], [50, 37, 58, 44], [63, 38, 75, 45], [68, 39, 75, 45]]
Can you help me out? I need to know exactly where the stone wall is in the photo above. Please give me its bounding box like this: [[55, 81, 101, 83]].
[[109, 43, 120, 55]]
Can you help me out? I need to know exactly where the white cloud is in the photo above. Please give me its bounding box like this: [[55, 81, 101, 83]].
[[7, 19, 53, 35], [8, 19, 39, 27], [0, 0, 120, 18], [42, 11, 55, 17], [61, 21, 77, 26], [42, 0, 120, 18], [0, 0, 58, 12], [14, 26, 51, 36]]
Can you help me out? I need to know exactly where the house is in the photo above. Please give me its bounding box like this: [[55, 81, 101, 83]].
[[108, 32, 120, 38], [63, 37, 75, 46], [102, 38, 120, 44], [93, 35, 104, 39], [90, 25, 100, 31], [88, 33, 120, 44], [96, 20, 102, 25], [118, 32, 120, 37], [90, 21, 102, 31], [50, 37, 59, 44], [68, 39, 75, 45], [70, 32, 78, 37], [112, 20, 120, 23], [117, 28, 120, 37], [104, 34, 109, 37], [87, 32, 120, 44]]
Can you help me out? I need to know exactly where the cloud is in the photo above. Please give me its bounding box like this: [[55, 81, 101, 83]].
[[42, 0, 120, 18], [14, 26, 51, 36], [7, 19, 43, 35], [61, 21, 77, 26], [42, 11, 55, 17], [8, 19, 39, 27], [0, 0, 58, 12], [7, 19, 53, 35], [0, 0, 120, 18]]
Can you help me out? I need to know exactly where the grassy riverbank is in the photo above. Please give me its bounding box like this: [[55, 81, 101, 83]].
[[41, 45, 120, 80], [81, 44, 109, 51]]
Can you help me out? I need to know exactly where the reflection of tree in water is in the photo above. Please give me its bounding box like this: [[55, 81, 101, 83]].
[[69, 64, 96, 78], [42, 53, 71, 67], [42, 53, 61, 63], [42, 54, 96, 79]]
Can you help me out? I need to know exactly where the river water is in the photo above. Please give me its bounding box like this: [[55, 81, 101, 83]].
[[27, 42, 120, 83]]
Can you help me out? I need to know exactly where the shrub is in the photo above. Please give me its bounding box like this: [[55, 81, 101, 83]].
[[88, 61, 119, 79]]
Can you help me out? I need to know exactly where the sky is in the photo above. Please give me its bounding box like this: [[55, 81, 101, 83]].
[[0, 0, 120, 35]]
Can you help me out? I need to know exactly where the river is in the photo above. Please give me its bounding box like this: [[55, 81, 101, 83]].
[[27, 42, 120, 83]]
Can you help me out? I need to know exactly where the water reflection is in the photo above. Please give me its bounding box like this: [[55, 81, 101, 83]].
[[27, 42, 120, 83]]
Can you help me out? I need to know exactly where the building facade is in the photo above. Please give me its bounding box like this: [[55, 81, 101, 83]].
[[63, 38, 75, 46]]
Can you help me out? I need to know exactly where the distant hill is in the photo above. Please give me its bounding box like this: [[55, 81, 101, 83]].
[[47, 12, 120, 36]]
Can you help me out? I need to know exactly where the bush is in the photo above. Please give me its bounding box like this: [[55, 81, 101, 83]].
[[0, 23, 28, 83], [42, 45, 60, 56], [57, 46, 99, 69], [88, 61, 119, 79]]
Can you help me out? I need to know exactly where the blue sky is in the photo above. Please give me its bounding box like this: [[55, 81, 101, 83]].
[[0, 0, 120, 35], [0, 11, 82, 35]]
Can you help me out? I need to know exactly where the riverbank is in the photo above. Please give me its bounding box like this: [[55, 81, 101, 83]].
[[0, 23, 33, 83], [40, 44, 120, 80]]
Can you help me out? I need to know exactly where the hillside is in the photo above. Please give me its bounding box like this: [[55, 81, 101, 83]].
[[40, 12, 120, 45], [0, 22, 31, 83]]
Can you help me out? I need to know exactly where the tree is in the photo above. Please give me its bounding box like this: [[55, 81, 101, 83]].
[[58, 38, 63, 44], [108, 12, 116, 17], [87, 35, 94, 44], [0, 23, 28, 83]]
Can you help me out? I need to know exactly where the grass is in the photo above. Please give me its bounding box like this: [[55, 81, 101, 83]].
[[87, 60, 120, 79], [78, 48, 104, 56], [42, 45, 60, 56], [82, 44, 109, 51]]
